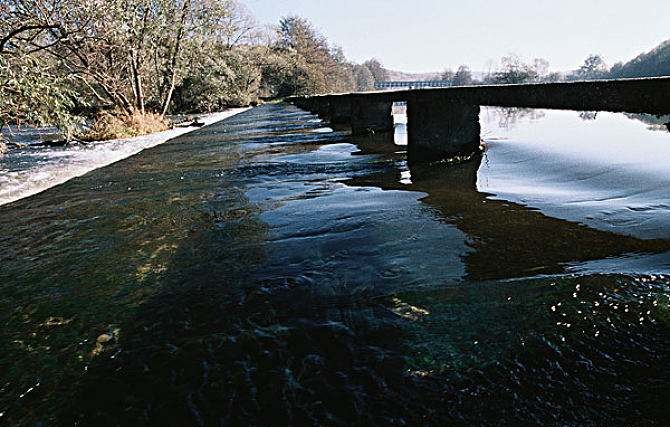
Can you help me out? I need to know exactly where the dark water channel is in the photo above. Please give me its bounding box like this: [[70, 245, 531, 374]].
[[1, 104, 670, 426]]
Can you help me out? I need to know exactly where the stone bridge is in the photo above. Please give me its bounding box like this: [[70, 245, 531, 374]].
[[287, 77, 670, 162]]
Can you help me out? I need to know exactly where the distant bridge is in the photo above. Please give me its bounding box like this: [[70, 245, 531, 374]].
[[375, 80, 451, 90], [288, 77, 670, 163]]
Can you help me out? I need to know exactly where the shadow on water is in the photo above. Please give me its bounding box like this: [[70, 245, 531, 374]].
[[347, 155, 670, 281], [0, 106, 305, 425], [1, 104, 670, 426]]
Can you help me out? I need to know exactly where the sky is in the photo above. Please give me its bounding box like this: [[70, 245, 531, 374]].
[[244, 0, 670, 73]]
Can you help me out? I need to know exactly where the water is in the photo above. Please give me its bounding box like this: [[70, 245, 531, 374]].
[[0, 104, 669, 426], [479, 108, 670, 240], [0, 109, 248, 206]]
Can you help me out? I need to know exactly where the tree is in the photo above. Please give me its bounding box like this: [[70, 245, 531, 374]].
[[0, 1, 84, 143], [609, 62, 624, 78], [327, 46, 355, 93], [543, 72, 564, 83], [532, 58, 550, 79], [0, 0, 253, 116], [259, 49, 310, 97], [353, 64, 375, 91], [607, 39, 670, 78], [492, 55, 538, 84], [0, 1, 365, 147], [0, 54, 79, 149], [175, 45, 263, 112], [363, 58, 388, 84], [575, 54, 608, 80], [440, 69, 454, 85], [274, 15, 354, 95], [452, 65, 473, 86]]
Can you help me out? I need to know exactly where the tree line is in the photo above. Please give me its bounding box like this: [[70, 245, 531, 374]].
[[436, 54, 608, 86], [0, 0, 387, 143], [440, 38, 670, 87]]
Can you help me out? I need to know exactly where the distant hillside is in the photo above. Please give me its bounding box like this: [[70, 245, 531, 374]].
[[610, 39, 670, 78]]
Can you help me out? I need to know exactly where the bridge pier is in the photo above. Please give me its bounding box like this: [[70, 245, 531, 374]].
[[328, 97, 353, 124], [350, 97, 394, 135], [313, 99, 331, 120], [407, 96, 481, 162], [292, 98, 308, 111], [295, 98, 317, 115]]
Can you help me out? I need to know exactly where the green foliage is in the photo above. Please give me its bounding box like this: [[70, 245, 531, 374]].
[[175, 46, 262, 112], [0, 54, 82, 140]]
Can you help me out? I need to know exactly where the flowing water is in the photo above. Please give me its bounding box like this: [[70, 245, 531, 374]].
[[0, 109, 247, 206], [1, 104, 669, 426]]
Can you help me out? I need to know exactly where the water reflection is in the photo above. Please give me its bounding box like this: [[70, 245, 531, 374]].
[[347, 156, 670, 280], [623, 113, 670, 132], [479, 108, 670, 240], [482, 107, 546, 129]]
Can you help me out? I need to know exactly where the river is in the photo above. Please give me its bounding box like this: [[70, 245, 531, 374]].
[[0, 104, 669, 426], [0, 109, 248, 206]]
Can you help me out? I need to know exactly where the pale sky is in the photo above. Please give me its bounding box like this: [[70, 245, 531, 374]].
[[245, 0, 670, 73]]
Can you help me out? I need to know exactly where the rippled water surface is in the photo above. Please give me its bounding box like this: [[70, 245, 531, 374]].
[[1, 104, 669, 426], [0, 110, 246, 206]]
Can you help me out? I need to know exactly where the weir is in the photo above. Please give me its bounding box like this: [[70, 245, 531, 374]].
[[287, 76, 670, 162]]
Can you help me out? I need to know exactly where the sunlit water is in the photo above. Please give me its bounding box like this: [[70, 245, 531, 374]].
[[0, 109, 248, 206], [1, 104, 669, 426], [480, 108, 670, 239]]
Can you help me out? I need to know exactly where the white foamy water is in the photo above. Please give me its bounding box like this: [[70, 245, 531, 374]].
[[0, 108, 248, 206]]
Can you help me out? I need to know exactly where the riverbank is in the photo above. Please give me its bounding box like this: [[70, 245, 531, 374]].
[[0, 108, 249, 206]]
